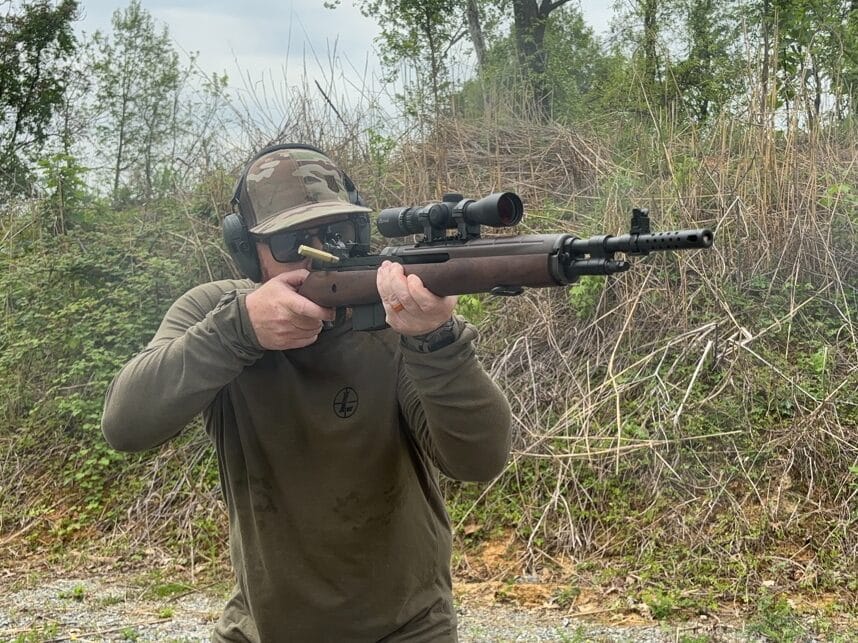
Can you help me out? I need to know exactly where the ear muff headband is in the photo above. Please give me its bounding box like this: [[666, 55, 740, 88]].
[[224, 143, 367, 282]]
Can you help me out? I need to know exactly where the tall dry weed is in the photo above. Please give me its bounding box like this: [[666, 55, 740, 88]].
[[344, 105, 858, 596]]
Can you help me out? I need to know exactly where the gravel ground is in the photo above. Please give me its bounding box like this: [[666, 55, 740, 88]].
[[0, 576, 771, 642]]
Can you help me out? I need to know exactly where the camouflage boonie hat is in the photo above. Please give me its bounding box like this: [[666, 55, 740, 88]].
[[236, 147, 371, 236]]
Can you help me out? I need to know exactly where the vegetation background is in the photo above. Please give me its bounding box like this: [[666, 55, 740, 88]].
[[0, 0, 856, 639]]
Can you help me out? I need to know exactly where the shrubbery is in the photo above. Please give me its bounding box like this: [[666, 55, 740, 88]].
[[0, 204, 228, 547]]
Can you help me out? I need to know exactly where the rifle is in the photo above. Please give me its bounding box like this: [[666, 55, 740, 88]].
[[297, 192, 714, 331]]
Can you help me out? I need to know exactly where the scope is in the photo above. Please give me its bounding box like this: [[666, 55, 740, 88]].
[[377, 192, 524, 240]]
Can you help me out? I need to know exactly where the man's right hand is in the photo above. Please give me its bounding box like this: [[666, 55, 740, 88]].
[[245, 270, 336, 350]]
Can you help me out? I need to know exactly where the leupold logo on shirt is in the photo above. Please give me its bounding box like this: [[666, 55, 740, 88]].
[[333, 387, 358, 418]]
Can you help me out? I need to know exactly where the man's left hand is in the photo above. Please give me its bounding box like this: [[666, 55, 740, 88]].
[[377, 260, 457, 336]]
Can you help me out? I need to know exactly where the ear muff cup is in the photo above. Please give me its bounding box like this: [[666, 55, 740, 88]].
[[223, 212, 262, 283]]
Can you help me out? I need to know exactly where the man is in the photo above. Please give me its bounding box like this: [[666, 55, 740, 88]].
[[101, 144, 512, 641]]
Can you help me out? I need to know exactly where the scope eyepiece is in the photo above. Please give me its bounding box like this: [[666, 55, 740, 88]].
[[375, 206, 421, 237], [376, 192, 523, 238]]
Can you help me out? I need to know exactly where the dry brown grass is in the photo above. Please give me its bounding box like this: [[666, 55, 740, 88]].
[[96, 105, 858, 599], [333, 106, 857, 599]]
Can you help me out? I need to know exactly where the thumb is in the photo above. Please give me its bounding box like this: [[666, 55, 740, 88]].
[[270, 269, 310, 291]]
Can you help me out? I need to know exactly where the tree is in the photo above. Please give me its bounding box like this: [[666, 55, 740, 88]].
[[349, 0, 467, 124], [466, 0, 488, 70], [617, 0, 677, 108], [845, 0, 858, 114], [0, 0, 79, 197], [640, 0, 659, 93], [772, 0, 830, 126], [90, 0, 181, 204], [509, 0, 576, 117], [743, 0, 858, 126], [670, 0, 741, 122], [541, 5, 609, 119], [802, 0, 858, 121], [349, 0, 583, 120]]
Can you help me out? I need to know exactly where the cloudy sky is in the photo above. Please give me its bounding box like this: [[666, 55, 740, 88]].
[[75, 1, 615, 91], [76, 1, 378, 89]]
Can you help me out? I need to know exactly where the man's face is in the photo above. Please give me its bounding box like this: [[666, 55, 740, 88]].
[[255, 228, 323, 281], [254, 217, 360, 281]]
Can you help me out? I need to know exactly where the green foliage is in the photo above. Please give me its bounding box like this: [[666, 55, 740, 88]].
[[821, 181, 858, 231], [368, 128, 397, 174], [147, 581, 192, 599], [461, 4, 620, 121], [58, 584, 87, 601], [456, 294, 488, 324], [350, 0, 462, 121], [748, 593, 808, 641], [0, 0, 79, 196], [98, 594, 124, 607], [12, 621, 60, 643], [641, 588, 679, 620], [541, 6, 609, 121], [669, 0, 743, 121], [364, 128, 399, 196], [566, 276, 602, 319], [365, 0, 858, 131], [35, 152, 89, 233], [0, 192, 223, 537], [90, 0, 184, 203], [551, 584, 580, 608], [677, 635, 711, 643], [742, 0, 858, 121], [552, 625, 589, 643]]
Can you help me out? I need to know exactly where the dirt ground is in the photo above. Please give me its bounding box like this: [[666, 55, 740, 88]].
[[0, 572, 758, 642], [0, 544, 855, 642]]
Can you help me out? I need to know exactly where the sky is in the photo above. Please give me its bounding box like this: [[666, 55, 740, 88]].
[[75, 1, 616, 93]]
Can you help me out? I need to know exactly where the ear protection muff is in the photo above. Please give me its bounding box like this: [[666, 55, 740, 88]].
[[222, 143, 367, 282], [222, 210, 263, 283]]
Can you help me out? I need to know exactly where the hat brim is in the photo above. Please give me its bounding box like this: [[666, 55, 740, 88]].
[[248, 201, 372, 236]]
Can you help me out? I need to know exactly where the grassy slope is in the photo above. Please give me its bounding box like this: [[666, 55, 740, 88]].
[[0, 115, 855, 635]]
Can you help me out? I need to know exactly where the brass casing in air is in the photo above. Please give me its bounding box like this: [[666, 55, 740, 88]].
[[298, 245, 340, 264]]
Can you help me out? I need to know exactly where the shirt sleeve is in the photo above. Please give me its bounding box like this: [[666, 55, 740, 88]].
[[397, 318, 512, 482], [101, 281, 263, 452]]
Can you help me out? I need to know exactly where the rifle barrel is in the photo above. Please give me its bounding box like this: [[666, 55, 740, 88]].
[[569, 228, 713, 257]]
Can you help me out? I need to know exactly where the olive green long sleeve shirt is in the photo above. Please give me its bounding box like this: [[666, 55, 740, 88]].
[[102, 279, 511, 642]]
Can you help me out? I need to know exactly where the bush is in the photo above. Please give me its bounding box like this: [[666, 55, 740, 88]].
[[0, 200, 229, 544]]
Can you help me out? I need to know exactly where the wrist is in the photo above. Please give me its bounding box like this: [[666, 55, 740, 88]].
[[210, 289, 265, 353], [400, 317, 461, 353]]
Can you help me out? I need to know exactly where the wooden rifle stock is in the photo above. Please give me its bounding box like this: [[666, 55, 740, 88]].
[[296, 226, 712, 331], [298, 234, 568, 309]]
